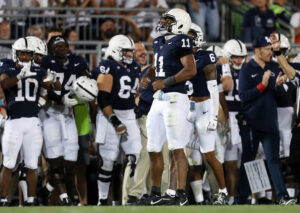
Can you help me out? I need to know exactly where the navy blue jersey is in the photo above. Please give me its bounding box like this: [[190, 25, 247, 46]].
[[217, 65, 242, 112], [0, 59, 46, 119], [186, 50, 216, 97], [41, 52, 88, 96], [92, 59, 140, 110], [275, 81, 296, 108], [239, 59, 280, 133], [153, 34, 193, 93]]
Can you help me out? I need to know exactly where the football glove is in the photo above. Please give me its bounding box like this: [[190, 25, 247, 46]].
[[16, 63, 36, 80], [207, 116, 218, 131], [43, 69, 57, 83], [62, 92, 78, 107]]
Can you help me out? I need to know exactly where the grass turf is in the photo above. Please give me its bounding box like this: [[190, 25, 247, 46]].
[[0, 205, 300, 213]]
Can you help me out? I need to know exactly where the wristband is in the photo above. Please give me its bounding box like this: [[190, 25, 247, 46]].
[[108, 114, 122, 128], [222, 64, 232, 77], [257, 82, 266, 92], [274, 50, 282, 56], [163, 76, 176, 88]]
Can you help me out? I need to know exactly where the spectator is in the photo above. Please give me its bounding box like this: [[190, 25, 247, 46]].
[[290, 11, 300, 43], [63, 28, 79, 51], [269, 0, 291, 27], [188, 0, 220, 41], [242, 0, 277, 43], [237, 35, 295, 204], [46, 27, 63, 42], [0, 21, 12, 59], [27, 24, 44, 39]]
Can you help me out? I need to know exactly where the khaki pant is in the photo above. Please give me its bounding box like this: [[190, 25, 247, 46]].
[[122, 115, 170, 205]]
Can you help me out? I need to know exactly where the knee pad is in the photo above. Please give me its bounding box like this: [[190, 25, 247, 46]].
[[126, 154, 138, 178], [97, 157, 114, 183], [18, 165, 27, 181]]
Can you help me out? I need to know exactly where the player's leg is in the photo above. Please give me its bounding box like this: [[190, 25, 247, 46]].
[[0, 119, 23, 205], [146, 99, 167, 204]]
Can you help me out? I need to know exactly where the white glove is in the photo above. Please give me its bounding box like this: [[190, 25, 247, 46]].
[[0, 113, 6, 128], [62, 92, 78, 107], [207, 116, 218, 131], [43, 69, 57, 83], [16, 63, 36, 80], [38, 97, 47, 108]]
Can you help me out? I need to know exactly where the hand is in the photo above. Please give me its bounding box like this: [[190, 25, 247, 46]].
[[62, 92, 78, 107], [262, 70, 271, 87], [152, 80, 165, 90], [140, 77, 151, 89], [38, 96, 47, 108], [207, 117, 218, 131], [276, 72, 287, 86], [218, 57, 229, 65], [123, 15, 134, 24], [43, 69, 57, 83], [269, 33, 281, 51], [16, 63, 36, 80], [115, 123, 127, 135]]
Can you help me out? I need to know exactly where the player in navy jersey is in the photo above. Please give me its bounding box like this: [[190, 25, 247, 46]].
[[140, 8, 196, 205], [0, 37, 48, 206], [185, 23, 228, 205], [37, 36, 89, 206], [91, 34, 141, 206], [218, 39, 248, 205]]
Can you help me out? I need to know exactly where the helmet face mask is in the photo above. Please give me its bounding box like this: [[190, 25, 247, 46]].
[[26, 36, 47, 65], [105, 35, 135, 65], [189, 23, 205, 48], [12, 37, 35, 67], [157, 8, 191, 35], [223, 39, 247, 70]]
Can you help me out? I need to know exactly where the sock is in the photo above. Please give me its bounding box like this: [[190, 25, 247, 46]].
[[190, 180, 204, 203], [166, 189, 176, 197], [46, 182, 54, 192], [19, 180, 28, 202], [219, 187, 228, 195], [202, 178, 210, 192], [27, 196, 34, 203], [228, 196, 235, 205], [97, 180, 110, 200], [59, 193, 68, 201], [266, 191, 272, 200], [0, 196, 8, 202], [287, 188, 295, 198]]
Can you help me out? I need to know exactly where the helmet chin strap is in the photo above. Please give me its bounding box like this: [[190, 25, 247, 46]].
[[17, 61, 31, 67]]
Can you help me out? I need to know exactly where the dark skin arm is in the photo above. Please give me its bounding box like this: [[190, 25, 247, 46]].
[[203, 63, 217, 81], [0, 74, 18, 90]]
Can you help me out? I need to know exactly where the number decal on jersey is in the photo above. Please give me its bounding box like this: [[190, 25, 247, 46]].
[[118, 76, 139, 99], [54, 73, 76, 95], [181, 38, 190, 48], [15, 79, 39, 102], [225, 79, 240, 101], [185, 81, 194, 96], [100, 65, 110, 74], [154, 53, 165, 77], [209, 53, 216, 63]]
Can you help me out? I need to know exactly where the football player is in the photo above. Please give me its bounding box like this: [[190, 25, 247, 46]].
[[0, 37, 47, 206], [186, 23, 228, 205], [37, 36, 89, 206], [140, 8, 196, 205], [220, 39, 248, 204], [91, 34, 142, 206]]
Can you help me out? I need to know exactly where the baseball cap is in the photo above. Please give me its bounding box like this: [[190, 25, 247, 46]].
[[253, 36, 272, 48]]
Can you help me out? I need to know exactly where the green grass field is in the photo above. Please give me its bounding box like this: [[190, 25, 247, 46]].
[[0, 205, 300, 213]]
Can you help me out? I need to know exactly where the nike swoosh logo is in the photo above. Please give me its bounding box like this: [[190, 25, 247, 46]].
[[251, 74, 258, 78], [74, 63, 80, 67], [203, 111, 208, 114], [180, 200, 188, 206], [150, 198, 162, 205]]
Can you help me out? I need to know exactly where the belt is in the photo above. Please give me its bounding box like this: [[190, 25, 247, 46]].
[[190, 96, 210, 102]]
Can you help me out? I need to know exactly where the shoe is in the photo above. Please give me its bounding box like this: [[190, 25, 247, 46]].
[[135, 194, 149, 206], [126, 196, 138, 206], [137, 193, 163, 206], [61, 197, 73, 206], [213, 192, 228, 205], [257, 197, 273, 204], [164, 192, 189, 206], [0, 197, 9, 207], [161, 193, 175, 205], [37, 187, 50, 206], [278, 196, 296, 205], [97, 199, 108, 206]]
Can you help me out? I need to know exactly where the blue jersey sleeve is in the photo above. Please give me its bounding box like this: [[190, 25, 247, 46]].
[[173, 34, 194, 58]]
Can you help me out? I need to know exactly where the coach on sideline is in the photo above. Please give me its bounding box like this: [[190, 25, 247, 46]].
[[237, 36, 295, 205]]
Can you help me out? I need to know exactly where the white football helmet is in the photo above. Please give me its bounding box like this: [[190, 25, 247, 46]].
[[207, 45, 223, 58], [223, 39, 247, 70], [26, 36, 47, 56], [157, 8, 191, 35], [12, 37, 35, 66], [105, 34, 135, 64], [276, 33, 290, 56], [72, 76, 98, 102], [189, 23, 205, 48]]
